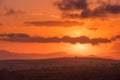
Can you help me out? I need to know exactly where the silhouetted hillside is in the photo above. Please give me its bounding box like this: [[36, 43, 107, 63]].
[[0, 57, 120, 70], [0, 57, 120, 80]]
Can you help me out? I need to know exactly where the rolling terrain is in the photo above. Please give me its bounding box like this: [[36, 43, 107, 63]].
[[0, 57, 120, 80], [0, 57, 119, 70], [0, 50, 120, 80]]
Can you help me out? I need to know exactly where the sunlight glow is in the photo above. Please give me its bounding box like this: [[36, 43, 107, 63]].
[[70, 43, 93, 56]]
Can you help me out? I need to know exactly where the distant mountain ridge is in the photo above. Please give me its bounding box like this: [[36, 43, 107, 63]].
[[0, 50, 70, 60]]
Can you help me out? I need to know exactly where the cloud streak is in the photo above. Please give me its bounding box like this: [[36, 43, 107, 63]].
[[25, 21, 84, 27], [0, 33, 120, 45], [88, 27, 98, 31], [4, 8, 24, 16], [55, 0, 120, 19], [0, 23, 3, 26]]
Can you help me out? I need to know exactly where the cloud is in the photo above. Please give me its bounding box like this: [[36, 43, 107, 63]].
[[25, 21, 84, 27], [61, 36, 111, 45], [0, 33, 30, 38], [1, 33, 120, 45], [111, 35, 120, 41], [0, 23, 3, 26], [88, 27, 98, 31], [4, 8, 24, 16], [55, 0, 120, 19], [0, 33, 61, 43]]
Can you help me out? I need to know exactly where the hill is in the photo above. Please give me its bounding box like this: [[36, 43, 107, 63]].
[[0, 50, 69, 60], [0, 57, 119, 70], [0, 57, 120, 80]]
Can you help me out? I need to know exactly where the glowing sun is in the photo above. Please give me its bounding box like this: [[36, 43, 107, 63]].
[[70, 43, 91, 56]]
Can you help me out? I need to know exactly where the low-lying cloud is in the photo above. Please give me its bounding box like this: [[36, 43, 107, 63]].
[[0, 33, 120, 45], [25, 21, 84, 27], [55, 0, 120, 19]]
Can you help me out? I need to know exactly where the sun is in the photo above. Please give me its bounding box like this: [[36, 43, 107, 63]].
[[74, 43, 87, 51], [70, 43, 91, 56]]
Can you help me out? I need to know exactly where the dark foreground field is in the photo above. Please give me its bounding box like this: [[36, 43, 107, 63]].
[[0, 57, 120, 80]]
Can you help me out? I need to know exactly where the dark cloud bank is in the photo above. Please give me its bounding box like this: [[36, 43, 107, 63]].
[[0, 33, 120, 45], [55, 0, 120, 18], [25, 21, 84, 27]]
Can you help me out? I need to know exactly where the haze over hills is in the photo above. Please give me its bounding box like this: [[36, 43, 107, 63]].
[[0, 50, 118, 60], [0, 50, 70, 60]]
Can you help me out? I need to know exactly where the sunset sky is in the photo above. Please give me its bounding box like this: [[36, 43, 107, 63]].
[[0, 0, 120, 59]]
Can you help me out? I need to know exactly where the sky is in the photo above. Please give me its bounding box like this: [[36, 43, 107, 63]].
[[0, 0, 120, 59]]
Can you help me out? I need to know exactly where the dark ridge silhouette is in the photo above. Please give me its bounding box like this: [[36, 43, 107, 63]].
[[0, 57, 120, 80], [0, 57, 119, 70]]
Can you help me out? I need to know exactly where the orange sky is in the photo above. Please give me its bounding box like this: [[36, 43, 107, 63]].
[[0, 0, 120, 59]]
